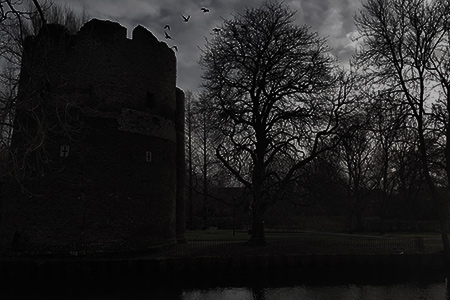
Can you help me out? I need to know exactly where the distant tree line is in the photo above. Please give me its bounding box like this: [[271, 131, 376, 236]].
[[185, 83, 439, 233], [188, 0, 450, 258]]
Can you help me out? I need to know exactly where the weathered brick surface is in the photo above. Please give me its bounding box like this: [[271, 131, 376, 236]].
[[0, 19, 185, 253]]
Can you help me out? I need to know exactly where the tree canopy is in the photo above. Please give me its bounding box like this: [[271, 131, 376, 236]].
[[200, 1, 355, 243], [354, 0, 450, 259]]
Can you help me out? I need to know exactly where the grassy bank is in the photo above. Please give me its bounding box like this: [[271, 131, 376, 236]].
[[183, 230, 443, 255]]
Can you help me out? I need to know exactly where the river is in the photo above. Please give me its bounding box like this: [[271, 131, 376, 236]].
[[180, 282, 448, 300], [2, 263, 448, 299], [2, 278, 448, 299]]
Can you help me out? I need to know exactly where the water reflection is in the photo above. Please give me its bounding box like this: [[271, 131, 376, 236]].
[[183, 287, 255, 300], [2, 274, 449, 299], [182, 282, 449, 300]]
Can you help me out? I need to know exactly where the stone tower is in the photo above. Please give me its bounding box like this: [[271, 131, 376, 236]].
[[0, 19, 185, 254]]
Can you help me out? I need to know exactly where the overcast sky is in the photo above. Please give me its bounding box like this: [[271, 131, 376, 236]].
[[60, 0, 363, 93]]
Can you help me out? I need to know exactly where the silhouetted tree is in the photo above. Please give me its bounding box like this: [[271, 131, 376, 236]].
[[200, 1, 354, 244], [186, 90, 238, 229], [368, 90, 407, 232], [0, 1, 89, 182], [334, 109, 376, 232], [355, 0, 450, 259], [192, 92, 220, 229], [185, 90, 195, 229], [391, 123, 426, 228]]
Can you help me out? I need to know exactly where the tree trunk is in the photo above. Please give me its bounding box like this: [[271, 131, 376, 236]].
[[426, 173, 450, 263], [355, 197, 364, 232], [202, 118, 208, 230], [443, 107, 450, 264], [0, 178, 3, 226], [379, 156, 389, 235], [187, 99, 193, 229], [249, 209, 266, 245], [31, 0, 47, 26], [249, 185, 266, 245], [419, 128, 450, 263], [249, 136, 267, 245]]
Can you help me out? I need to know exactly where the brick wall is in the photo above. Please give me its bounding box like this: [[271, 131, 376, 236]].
[[0, 19, 185, 253]]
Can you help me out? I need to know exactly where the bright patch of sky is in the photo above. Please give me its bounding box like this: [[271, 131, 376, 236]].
[[60, 0, 363, 92]]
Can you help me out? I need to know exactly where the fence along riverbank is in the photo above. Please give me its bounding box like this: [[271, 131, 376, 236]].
[[0, 234, 428, 257], [0, 235, 445, 286]]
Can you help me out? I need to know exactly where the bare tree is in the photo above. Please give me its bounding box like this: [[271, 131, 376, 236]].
[[185, 90, 195, 229], [200, 1, 354, 244], [334, 109, 377, 232], [391, 122, 426, 230], [0, 1, 89, 181], [186, 90, 236, 229], [355, 0, 450, 259], [368, 91, 407, 232], [191, 92, 222, 228]]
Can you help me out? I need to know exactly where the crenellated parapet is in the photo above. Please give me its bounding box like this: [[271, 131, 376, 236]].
[[1, 19, 185, 255], [20, 19, 177, 117]]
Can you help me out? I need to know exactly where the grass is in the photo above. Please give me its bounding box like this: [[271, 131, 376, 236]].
[[185, 229, 443, 239], [180, 229, 444, 255], [185, 230, 250, 240]]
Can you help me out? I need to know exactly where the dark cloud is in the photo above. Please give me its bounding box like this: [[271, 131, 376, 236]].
[[61, 0, 362, 91]]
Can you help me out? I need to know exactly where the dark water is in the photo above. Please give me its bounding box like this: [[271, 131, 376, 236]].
[[180, 283, 448, 300], [7, 280, 448, 300], [3, 273, 449, 299]]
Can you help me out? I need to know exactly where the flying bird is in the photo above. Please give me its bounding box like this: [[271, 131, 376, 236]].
[[201, 7, 210, 13], [212, 27, 221, 33], [164, 24, 171, 31], [182, 15, 191, 22], [171, 46, 178, 52], [164, 31, 173, 39]]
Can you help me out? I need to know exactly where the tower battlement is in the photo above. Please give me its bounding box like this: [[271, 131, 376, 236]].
[[1, 19, 185, 254], [21, 19, 177, 118]]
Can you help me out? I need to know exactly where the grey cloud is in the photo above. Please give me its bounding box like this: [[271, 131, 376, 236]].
[[61, 0, 362, 90]]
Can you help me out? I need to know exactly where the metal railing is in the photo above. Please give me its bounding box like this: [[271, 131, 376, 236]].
[[163, 236, 427, 257], [0, 235, 430, 258]]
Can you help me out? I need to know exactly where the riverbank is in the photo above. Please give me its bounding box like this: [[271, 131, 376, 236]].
[[1, 232, 447, 293], [1, 254, 448, 299], [1, 252, 446, 287]]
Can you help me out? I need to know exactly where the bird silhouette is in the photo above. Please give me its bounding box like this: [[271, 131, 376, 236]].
[[171, 46, 178, 52], [164, 31, 173, 39], [164, 24, 171, 31], [182, 15, 190, 22], [201, 7, 210, 13]]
